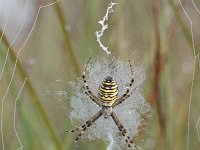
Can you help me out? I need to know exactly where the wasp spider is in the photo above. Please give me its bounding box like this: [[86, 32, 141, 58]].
[[67, 58, 138, 150]]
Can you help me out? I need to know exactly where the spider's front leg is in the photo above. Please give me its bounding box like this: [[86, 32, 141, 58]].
[[113, 60, 135, 107], [82, 58, 101, 106], [67, 110, 103, 143], [111, 111, 138, 150]]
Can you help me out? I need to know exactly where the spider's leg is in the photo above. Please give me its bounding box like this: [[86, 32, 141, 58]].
[[113, 60, 135, 107], [67, 110, 103, 143], [111, 111, 138, 150], [82, 58, 101, 106], [112, 87, 137, 107]]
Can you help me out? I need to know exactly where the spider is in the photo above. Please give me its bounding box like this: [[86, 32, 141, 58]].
[[67, 58, 138, 150]]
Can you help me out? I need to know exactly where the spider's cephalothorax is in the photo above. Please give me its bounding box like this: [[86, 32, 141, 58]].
[[99, 76, 118, 107], [67, 59, 138, 150]]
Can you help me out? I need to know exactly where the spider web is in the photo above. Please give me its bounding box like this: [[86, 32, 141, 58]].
[[95, 1, 117, 55], [67, 1, 151, 150], [69, 57, 151, 150], [0, 0, 60, 149], [2, 0, 200, 149], [178, 0, 200, 149], [13, 78, 27, 150]]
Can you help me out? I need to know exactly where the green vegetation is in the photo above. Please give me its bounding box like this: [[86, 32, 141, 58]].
[[0, 0, 200, 149]]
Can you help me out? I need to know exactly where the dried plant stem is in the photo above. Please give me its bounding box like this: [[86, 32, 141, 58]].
[[151, 0, 166, 148], [0, 32, 62, 150], [54, 3, 81, 75]]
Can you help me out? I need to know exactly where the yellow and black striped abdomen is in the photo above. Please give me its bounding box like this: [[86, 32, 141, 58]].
[[98, 76, 118, 107]]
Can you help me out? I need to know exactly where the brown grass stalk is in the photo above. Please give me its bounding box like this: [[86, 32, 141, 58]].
[[150, 0, 166, 148]]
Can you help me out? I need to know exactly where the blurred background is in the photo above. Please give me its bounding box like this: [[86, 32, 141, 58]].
[[0, 0, 200, 149]]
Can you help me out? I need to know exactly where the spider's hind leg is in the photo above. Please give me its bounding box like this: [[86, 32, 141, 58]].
[[67, 124, 87, 143], [67, 110, 103, 143], [111, 111, 138, 150]]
